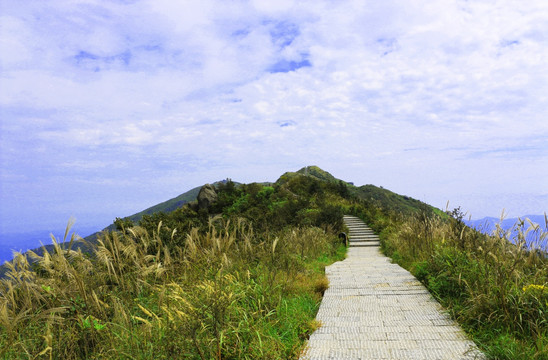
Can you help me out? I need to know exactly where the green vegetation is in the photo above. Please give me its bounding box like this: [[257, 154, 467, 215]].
[[377, 208, 548, 360], [107, 184, 206, 232], [352, 184, 442, 217], [2, 166, 545, 359], [277, 165, 342, 184], [0, 171, 352, 359]]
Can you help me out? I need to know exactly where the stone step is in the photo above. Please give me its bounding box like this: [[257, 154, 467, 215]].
[[349, 242, 380, 247], [346, 225, 374, 230]]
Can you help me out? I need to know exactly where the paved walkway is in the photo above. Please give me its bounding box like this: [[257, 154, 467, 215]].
[[301, 215, 485, 360]]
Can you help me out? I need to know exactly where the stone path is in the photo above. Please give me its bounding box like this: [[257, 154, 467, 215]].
[[301, 215, 485, 360]]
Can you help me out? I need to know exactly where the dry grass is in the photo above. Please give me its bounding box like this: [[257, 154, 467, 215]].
[[379, 211, 548, 360], [0, 217, 344, 359]]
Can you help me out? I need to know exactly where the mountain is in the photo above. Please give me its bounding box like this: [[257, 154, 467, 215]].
[[34, 167, 441, 248], [278, 166, 438, 217], [465, 214, 547, 246], [4, 166, 545, 358], [102, 184, 205, 232], [1, 166, 440, 275], [104, 179, 247, 232], [0, 184, 207, 275], [466, 214, 547, 233], [352, 184, 444, 217], [278, 165, 343, 184]]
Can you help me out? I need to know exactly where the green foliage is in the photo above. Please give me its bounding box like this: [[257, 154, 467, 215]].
[[113, 217, 133, 232], [7, 165, 540, 358], [352, 184, 440, 217], [277, 165, 341, 185], [0, 169, 353, 359], [376, 209, 548, 360], [0, 218, 344, 359]]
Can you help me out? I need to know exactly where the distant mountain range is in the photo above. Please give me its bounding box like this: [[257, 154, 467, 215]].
[[465, 214, 547, 232], [465, 214, 547, 247]]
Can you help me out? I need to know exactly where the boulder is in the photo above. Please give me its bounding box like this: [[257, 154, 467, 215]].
[[197, 184, 217, 209]]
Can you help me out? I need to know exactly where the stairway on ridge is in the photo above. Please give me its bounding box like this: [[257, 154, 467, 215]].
[[302, 215, 486, 359], [343, 215, 380, 247]]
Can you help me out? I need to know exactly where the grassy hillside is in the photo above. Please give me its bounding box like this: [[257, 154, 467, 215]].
[[278, 165, 342, 184], [372, 209, 547, 359], [352, 184, 444, 217], [1, 166, 545, 359], [120, 185, 202, 221], [0, 167, 447, 279], [103, 184, 205, 232], [0, 168, 356, 359], [0, 181, 227, 277]]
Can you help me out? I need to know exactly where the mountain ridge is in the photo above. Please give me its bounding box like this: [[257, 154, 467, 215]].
[[2, 165, 526, 267]]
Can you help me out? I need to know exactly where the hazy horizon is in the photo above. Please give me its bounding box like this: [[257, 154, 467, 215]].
[[1, 1, 547, 235]]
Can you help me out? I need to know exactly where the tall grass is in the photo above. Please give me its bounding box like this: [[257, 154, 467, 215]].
[[0, 217, 345, 359], [379, 211, 548, 360]]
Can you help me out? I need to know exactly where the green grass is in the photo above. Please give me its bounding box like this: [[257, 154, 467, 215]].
[[375, 211, 548, 360], [0, 220, 347, 359], [5, 165, 543, 359]]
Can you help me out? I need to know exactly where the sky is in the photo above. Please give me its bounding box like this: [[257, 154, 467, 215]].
[[1, 0, 547, 236]]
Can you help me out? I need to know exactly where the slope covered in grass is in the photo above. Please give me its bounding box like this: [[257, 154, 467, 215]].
[[0, 168, 358, 359], [2, 166, 545, 359], [375, 208, 548, 359]]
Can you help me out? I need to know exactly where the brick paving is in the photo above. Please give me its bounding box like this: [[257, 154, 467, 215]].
[[301, 215, 485, 360]]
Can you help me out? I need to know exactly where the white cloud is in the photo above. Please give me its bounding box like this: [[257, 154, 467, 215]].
[[1, 0, 547, 233], [0, 16, 33, 68]]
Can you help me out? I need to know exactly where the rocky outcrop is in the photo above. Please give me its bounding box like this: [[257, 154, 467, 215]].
[[197, 184, 217, 209]]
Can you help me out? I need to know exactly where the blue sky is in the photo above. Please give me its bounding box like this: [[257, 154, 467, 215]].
[[1, 0, 547, 235]]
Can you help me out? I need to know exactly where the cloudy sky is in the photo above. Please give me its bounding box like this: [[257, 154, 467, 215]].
[[1, 0, 547, 235]]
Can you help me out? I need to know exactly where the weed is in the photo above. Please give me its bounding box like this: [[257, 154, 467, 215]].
[[374, 210, 548, 359], [0, 215, 344, 359]]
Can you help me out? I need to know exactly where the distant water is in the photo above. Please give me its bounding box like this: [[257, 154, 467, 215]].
[[0, 226, 99, 264]]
